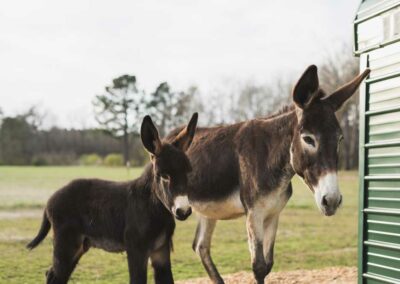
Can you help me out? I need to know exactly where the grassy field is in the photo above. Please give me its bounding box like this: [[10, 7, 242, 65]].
[[0, 166, 359, 283]]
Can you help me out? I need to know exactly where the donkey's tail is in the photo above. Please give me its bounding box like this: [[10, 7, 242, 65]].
[[26, 210, 51, 250]]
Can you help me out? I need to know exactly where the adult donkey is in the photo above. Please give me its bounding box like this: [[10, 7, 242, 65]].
[[27, 114, 197, 284], [166, 65, 370, 284]]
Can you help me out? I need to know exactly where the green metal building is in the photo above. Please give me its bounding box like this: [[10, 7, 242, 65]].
[[354, 0, 400, 283]]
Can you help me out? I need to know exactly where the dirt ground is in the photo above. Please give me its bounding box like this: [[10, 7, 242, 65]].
[[177, 266, 357, 284]]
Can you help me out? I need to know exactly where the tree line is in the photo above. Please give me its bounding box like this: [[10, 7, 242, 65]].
[[0, 111, 146, 166], [0, 48, 360, 169], [0, 78, 198, 166]]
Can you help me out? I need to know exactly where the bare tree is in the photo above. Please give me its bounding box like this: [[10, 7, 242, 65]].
[[319, 46, 360, 169], [146, 82, 195, 136], [199, 77, 292, 125], [93, 75, 144, 165], [24, 105, 47, 129]]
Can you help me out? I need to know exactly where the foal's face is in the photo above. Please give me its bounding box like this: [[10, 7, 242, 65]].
[[141, 113, 198, 221], [152, 144, 193, 220], [290, 65, 370, 216]]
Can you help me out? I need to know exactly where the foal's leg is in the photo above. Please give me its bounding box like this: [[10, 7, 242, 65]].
[[246, 210, 279, 284], [46, 229, 85, 284], [192, 217, 223, 284], [126, 245, 149, 284], [150, 243, 174, 284]]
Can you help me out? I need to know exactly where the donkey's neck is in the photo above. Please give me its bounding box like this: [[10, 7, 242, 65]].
[[133, 164, 159, 199], [261, 108, 297, 180], [134, 164, 172, 212]]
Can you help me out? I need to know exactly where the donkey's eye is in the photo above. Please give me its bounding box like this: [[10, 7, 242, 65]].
[[302, 136, 315, 147], [156, 172, 169, 180]]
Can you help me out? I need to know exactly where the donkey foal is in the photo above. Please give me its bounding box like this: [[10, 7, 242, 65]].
[[27, 113, 198, 284]]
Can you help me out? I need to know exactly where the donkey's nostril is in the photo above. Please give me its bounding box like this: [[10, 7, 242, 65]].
[[321, 194, 342, 209], [338, 195, 343, 206], [175, 207, 192, 221], [322, 195, 328, 207]]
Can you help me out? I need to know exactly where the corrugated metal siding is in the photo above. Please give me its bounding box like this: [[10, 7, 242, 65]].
[[368, 40, 400, 77], [357, 0, 399, 20], [359, 40, 400, 284], [354, 0, 400, 55]]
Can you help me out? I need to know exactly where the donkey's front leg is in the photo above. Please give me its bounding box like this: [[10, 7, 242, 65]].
[[246, 210, 279, 284], [126, 245, 149, 284], [192, 217, 224, 284], [150, 243, 174, 284]]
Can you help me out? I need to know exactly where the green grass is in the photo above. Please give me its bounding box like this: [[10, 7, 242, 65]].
[[0, 166, 359, 283], [0, 166, 142, 210]]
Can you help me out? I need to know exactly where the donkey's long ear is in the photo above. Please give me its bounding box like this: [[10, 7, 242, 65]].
[[141, 115, 162, 156], [172, 112, 198, 151], [293, 65, 319, 109], [323, 69, 370, 111]]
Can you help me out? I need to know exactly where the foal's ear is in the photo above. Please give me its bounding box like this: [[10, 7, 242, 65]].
[[322, 69, 370, 111], [172, 112, 198, 151], [141, 115, 162, 156], [293, 65, 319, 109]]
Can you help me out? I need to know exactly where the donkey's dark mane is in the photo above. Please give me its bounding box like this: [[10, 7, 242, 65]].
[[166, 104, 296, 140], [260, 104, 295, 120], [133, 163, 159, 203]]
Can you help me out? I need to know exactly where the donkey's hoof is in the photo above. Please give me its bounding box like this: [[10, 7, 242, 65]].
[[46, 268, 57, 284]]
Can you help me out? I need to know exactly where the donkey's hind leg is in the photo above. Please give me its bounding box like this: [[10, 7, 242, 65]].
[[192, 217, 223, 284], [46, 228, 86, 284]]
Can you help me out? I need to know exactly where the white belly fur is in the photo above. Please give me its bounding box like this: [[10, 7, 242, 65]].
[[191, 182, 291, 220], [191, 190, 245, 220], [258, 186, 289, 214]]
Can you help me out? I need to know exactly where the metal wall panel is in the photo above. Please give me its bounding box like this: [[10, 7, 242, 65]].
[[369, 43, 400, 77], [358, 39, 400, 283], [354, 2, 400, 54]]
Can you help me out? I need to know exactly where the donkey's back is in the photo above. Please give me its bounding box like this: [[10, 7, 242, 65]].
[[167, 123, 244, 202], [47, 178, 130, 219], [28, 178, 130, 252]]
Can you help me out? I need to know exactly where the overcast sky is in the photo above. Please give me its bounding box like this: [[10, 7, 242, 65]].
[[0, 0, 360, 128]]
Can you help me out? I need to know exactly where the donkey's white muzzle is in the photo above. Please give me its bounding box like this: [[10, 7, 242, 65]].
[[314, 173, 342, 216], [172, 195, 192, 221]]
